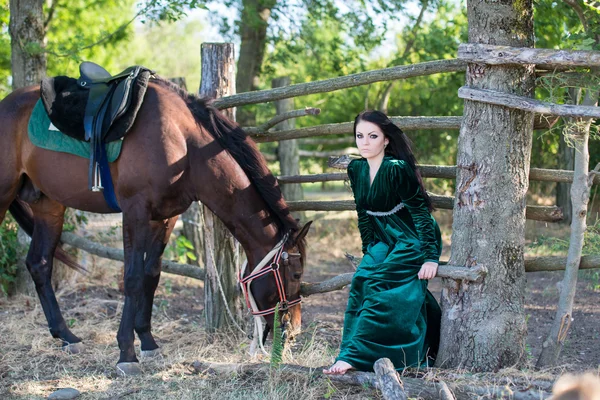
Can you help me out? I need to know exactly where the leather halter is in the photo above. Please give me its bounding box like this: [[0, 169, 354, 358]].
[[239, 234, 302, 317]]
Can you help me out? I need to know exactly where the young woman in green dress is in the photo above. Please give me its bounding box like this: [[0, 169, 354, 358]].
[[323, 110, 442, 375]]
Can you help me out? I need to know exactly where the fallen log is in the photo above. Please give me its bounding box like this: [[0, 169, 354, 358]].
[[374, 358, 407, 400], [190, 361, 552, 400]]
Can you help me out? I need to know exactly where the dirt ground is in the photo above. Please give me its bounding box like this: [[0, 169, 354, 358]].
[[0, 208, 599, 399]]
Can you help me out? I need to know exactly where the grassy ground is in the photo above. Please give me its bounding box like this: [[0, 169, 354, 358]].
[[0, 201, 599, 399]]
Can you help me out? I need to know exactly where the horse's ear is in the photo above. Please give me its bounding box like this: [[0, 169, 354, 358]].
[[293, 221, 312, 244]]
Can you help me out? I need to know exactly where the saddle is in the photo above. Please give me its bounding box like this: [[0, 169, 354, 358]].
[[40, 62, 154, 211]]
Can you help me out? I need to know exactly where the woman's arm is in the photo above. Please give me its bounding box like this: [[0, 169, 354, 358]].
[[392, 161, 440, 265], [348, 160, 374, 255]]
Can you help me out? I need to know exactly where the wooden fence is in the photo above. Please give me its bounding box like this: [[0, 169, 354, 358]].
[[60, 42, 600, 295]]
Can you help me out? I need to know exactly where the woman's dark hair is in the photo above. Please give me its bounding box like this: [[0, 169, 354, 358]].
[[354, 110, 434, 211]]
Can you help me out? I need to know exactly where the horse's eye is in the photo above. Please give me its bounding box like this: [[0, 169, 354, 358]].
[[293, 273, 302, 280]]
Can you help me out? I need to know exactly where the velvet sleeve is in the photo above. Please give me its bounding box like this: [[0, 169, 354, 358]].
[[348, 160, 374, 255], [392, 162, 440, 264]]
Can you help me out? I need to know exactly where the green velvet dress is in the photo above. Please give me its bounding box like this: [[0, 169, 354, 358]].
[[336, 156, 442, 371]]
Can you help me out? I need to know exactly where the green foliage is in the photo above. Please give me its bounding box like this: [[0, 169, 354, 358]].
[[0, 0, 11, 97], [62, 209, 89, 233], [270, 302, 283, 369], [111, 17, 205, 91], [527, 219, 600, 256], [165, 234, 197, 264], [0, 215, 25, 296], [532, 0, 600, 173]]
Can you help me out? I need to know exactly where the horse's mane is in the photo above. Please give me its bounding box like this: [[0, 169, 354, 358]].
[[152, 77, 301, 243]]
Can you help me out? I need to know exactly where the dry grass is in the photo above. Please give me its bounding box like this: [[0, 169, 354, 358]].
[[0, 266, 372, 399], [0, 212, 597, 399]]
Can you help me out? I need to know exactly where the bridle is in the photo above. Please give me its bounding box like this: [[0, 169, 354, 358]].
[[238, 233, 302, 355], [238, 233, 302, 317]]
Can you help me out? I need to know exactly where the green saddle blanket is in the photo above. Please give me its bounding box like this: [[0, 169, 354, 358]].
[[28, 99, 122, 162]]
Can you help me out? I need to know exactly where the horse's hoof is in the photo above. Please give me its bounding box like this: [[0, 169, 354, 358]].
[[62, 342, 84, 354], [116, 362, 142, 376], [140, 348, 161, 358]]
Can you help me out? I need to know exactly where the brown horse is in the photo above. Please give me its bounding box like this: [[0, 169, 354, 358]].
[[0, 78, 311, 375]]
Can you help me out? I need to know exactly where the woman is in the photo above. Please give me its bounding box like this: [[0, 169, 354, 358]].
[[324, 110, 442, 375]]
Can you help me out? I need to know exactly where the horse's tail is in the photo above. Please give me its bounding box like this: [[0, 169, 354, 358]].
[[8, 199, 86, 273]]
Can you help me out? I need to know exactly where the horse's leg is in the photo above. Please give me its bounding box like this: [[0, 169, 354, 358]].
[[26, 196, 83, 352], [136, 217, 177, 357], [116, 207, 152, 375]]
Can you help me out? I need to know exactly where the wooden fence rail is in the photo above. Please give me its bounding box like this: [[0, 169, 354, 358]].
[[286, 198, 563, 222], [458, 87, 600, 119], [249, 115, 553, 142], [458, 43, 600, 67], [213, 59, 467, 109], [59, 229, 600, 297], [276, 166, 600, 185]]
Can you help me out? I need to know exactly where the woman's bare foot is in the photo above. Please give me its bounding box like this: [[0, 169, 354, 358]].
[[323, 360, 354, 375]]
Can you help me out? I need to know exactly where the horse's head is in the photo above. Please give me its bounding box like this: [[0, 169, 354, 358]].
[[248, 221, 312, 344]]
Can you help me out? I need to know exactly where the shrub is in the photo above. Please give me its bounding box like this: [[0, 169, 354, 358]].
[[0, 214, 25, 296]]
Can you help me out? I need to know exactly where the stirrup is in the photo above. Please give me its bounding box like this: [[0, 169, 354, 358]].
[[91, 163, 103, 192]]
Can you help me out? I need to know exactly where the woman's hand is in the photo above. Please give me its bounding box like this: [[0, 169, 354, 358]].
[[418, 261, 438, 280]]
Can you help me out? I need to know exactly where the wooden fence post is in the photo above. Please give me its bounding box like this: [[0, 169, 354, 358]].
[[272, 77, 303, 216], [200, 43, 243, 333]]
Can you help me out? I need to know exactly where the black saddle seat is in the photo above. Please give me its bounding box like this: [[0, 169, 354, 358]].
[[78, 62, 112, 84]]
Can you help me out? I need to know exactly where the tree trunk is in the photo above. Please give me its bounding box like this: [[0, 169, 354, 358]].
[[537, 88, 598, 367], [9, 0, 46, 89], [200, 43, 244, 333], [272, 77, 303, 216], [556, 88, 579, 223], [436, 0, 535, 371], [9, 0, 48, 295], [235, 0, 276, 126]]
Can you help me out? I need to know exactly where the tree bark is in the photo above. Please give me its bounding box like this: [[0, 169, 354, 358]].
[[537, 88, 598, 367], [373, 358, 407, 400], [235, 0, 277, 126], [436, 0, 535, 371], [9, 0, 49, 295], [9, 0, 46, 89], [272, 77, 303, 208], [200, 43, 243, 333]]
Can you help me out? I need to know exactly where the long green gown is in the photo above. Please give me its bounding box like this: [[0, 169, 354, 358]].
[[336, 156, 442, 371]]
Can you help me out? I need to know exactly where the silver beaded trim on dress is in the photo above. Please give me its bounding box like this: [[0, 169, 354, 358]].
[[365, 202, 405, 216]]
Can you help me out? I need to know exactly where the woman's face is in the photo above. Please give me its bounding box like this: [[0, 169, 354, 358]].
[[355, 120, 388, 161]]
